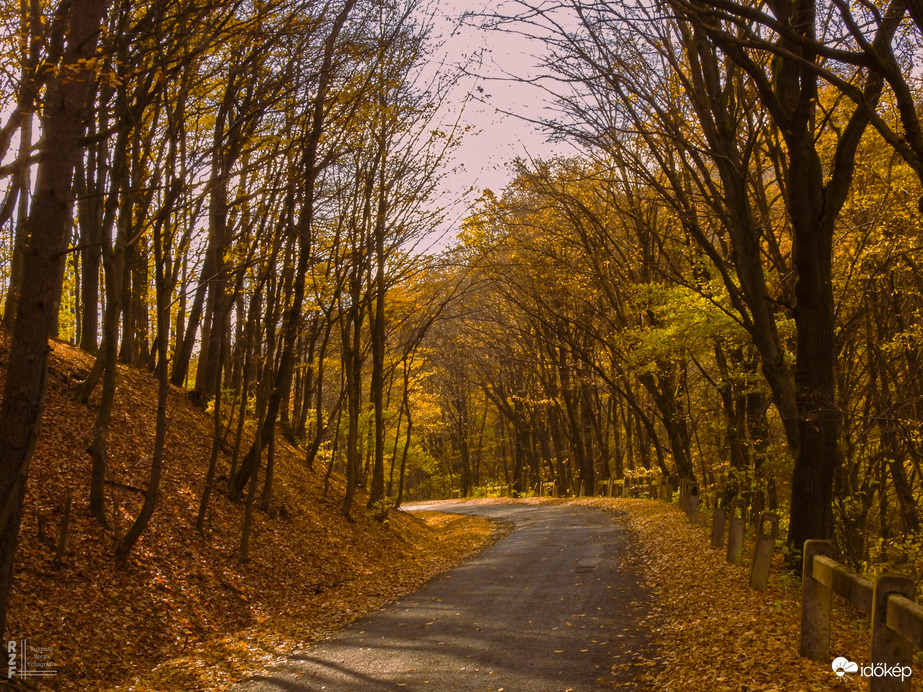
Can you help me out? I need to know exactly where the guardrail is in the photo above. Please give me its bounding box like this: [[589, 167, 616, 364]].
[[582, 474, 672, 501], [483, 484, 511, 497], [676, 495, 921, 688], [801, 539, 920, 690], [536, 481, 557, 497], [471, 472, 680, 500]]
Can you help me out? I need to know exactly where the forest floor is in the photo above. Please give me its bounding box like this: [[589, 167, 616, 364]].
[[1, 339, 500, 691]]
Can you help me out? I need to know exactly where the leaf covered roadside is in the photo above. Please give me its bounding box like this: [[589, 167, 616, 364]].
[[103, 511, 502, 692], [579, 498, 875, 691], [3, 339, 501, 692]]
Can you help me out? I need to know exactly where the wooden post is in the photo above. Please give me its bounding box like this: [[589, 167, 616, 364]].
[[622, 478, 629, 498], [54, 489, 73, 568], [688, 483, 700, 524], [800, 539, 834, 661], [870, 574, 914, 692], [711, 504, 727, 549], [660, 478, 671, 502], [726, 499, 746, 565], [749, 512, 779, 591]]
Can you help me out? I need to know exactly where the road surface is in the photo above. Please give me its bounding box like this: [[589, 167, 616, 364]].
[[233, 501, 653, 691]]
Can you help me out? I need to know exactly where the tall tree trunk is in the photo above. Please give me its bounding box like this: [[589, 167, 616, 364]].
[[231, 0, 358, 498], [3, 114, 32, 331], [341, 349, 361, 516], [387, 390, 405, 496], [85, 118, 142, 524], [396, 403, 413, 508], [195, 337, 225, 534], [76, 131, 104, 353], [195, 76, 238, 399], [640, 366, 696, 482], [340, 272, 363, 519], [170, 255, 211, 387], [114, 169, 175, 564], [0, 0, 107, 634], [558, 350, 593, 494], [87, 234, 126, 526], [303, 317, 336, 470], [366, 170, 388, 509]]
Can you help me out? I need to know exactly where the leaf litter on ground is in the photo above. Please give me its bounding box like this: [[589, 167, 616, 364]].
[[578, 497, 878, 691]]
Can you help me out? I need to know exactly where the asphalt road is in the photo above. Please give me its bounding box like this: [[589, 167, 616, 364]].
[[233, 501, 653, 691]]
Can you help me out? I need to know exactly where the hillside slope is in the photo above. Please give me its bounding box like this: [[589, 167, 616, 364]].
[[1, 339, 494, 691]]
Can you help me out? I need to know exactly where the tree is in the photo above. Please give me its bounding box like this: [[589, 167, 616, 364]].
[[492, 0, 901, 553], [0, 0, 107, 636], [666, 0, 899, 552], [230, 0, 359, 500]]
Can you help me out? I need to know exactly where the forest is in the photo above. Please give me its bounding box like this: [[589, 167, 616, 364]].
[[1, 0, 923, 648]]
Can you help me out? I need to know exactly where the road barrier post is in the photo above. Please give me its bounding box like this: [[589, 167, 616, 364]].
[[800, 539, 834, 661], [662, 478, 673, 501], [726, 499, 746, 565], [749, 512, 778, 591], [711, 504, 727, 549], [871, 575, 915, 692], [688, 483, 700, 523]]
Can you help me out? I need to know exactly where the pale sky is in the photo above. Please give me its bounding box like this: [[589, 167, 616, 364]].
[[422, 0, 574, 248]]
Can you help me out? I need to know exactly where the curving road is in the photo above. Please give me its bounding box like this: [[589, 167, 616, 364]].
[[233, 501, 653, 691]]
